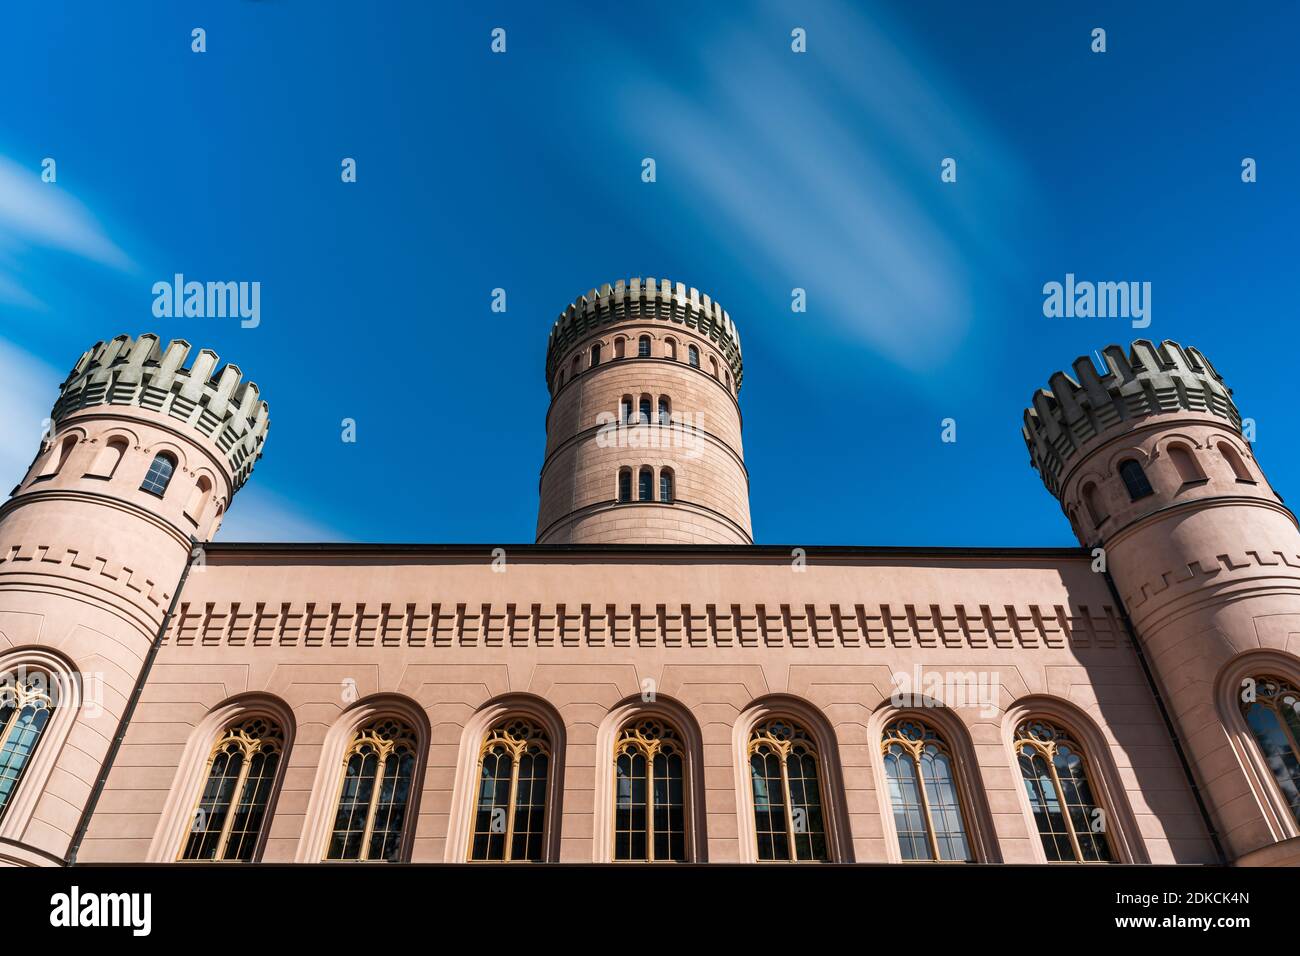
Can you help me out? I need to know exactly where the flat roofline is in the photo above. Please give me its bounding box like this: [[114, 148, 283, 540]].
[[202, 542, 1090, 559]]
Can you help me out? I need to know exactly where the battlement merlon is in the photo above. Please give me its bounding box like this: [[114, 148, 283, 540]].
[[52, 333, 269, 493], [1022, 338, 1242, 496], [544, 278, 744, 390]]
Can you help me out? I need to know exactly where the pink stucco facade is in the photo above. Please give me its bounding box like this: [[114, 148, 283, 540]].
[[1, 281, 1298, 866]]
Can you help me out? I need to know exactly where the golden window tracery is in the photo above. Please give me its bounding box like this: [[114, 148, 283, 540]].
[[748, 717, 828, 861], [1241, 676, 1300, 824], [180, 716, 284, 861], [325, 717, 418, 862], [470, 717, 550, 861], [881, 718, 973, 862], [1014, 718, 1112, 862], [613, 717, 686, 861], [0, 671, 55, 823]]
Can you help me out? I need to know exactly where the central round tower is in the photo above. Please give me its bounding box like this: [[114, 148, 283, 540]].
[[537, 278, 752, 544]]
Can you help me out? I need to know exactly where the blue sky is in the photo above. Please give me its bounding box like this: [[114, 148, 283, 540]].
[[1, 1, 1296, 546]]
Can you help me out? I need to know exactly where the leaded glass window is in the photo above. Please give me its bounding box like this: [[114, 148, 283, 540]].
[[881, 718, 973, 861], [180, 716, 284, 861], [0, 672, 54, 823], [470, 718, 550, 861], [613, 718, 686, 861], [140, 452, 175, 496], [325, 717, 418, 862], [1015, 718, 1112, 862], [748, 718, 828, 861], [1241, 677, 1300, 824], [1118, 459, 1153, 501]]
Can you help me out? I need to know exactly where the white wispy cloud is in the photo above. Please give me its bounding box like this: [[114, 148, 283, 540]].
[[0, 153, 134, 308], [0, 339, 60, 488], [215, 484, 348, 543]]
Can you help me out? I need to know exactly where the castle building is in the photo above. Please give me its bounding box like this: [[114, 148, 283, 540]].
[[1, 278, 1298, 866]]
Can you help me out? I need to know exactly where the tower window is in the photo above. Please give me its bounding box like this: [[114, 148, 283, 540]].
[[1117, 459, 1153, 501], [1167, 443, 1205, 485], [1219, 441, 1254, 482], [657, 396, 670, 425], [659, 468, 674, 503], [619, 395, 632, 425], [0, 671, 54, 825], [590, 344, 601, 367], [638, 467, 653, 502], [638, 336, 651, 358], [86, 436, 129, 480], [614, 338, 625, 359], [1240, 677, 1300, 825], [709, 356, 719, 378], [688, 345, 700, 368], [638, 397, 651, 425], [1081, 482, 1107, 527], [618, 469, 632, 503], [665, 338, 677, 361], [140, 452, 176, 497]]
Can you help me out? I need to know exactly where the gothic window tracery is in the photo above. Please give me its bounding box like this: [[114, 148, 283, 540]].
[[613, 718, 687, 861], [325, 717, 418, 862], [0, 672, 54, 823], [469, 717, 550, 861], [1241, 677, 1300, 824], [881, 718, 973, 861], [180, 716, 284, 861], [748, 717, 828, 861], [1014, 718, 1112, 862]]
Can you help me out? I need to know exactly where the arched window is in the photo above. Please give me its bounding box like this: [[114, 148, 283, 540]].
[[881, 718, 973, 861], [1082, 482, 1107, 527], [1014, 718, 1112, 862], [0, 670, 54, 823], [659, 468, 674, 503], [571, 355, 580, 376], [638, 467, 653, 502], [590, 344, 601, 367], [617, 469, 632, 503], [1167, 443, 1205, 485], [325, 717, 418, 862], [180, 716, 284, 861], [726, 370, 732, 391], [709, 356, 719, 378], [469, 717, 550, 861], [665, 338, 678, 361], [619, 395, 632, 424], [1240, 677, 1300, 824], [614, 337, 625, 359], [185, 475, 214, 524], [1219, 441, 1254, 482], [614, 718, 686, 861], [688, 345, 700, 368], [1117, 459, 1153, 502], [638, 396, 651, 425], [657, 396, 671, 425], [140, 452, 176, 497], [86, 436, 128, 479], [39, 435, 77, 479], [638, 336, 651, 358], [748, 718, 828, 861]]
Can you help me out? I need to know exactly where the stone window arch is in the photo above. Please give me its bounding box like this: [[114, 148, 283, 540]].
[[638, 335, 651, 358], [1081, 480, 1108, 527], [1218, 440, 1254, 483], [658, 467, 674, 503], [733, 696, 852, 863], [880, 716, 976, 862], [617, 467, 632, 503], [1117, 458, 1153, 501], [637, 466, 653, 502], [38, 434, 79, 479], [657, 395, 671, 425], [85, 435, 130, 480], [1166, 441, 1206, 485], [688, 344, 700, 368]]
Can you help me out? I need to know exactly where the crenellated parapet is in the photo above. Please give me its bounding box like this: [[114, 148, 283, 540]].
[[545, 278, 743, 390], [1023, 339, 1240, 495], [51, 334, 269, 491]]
